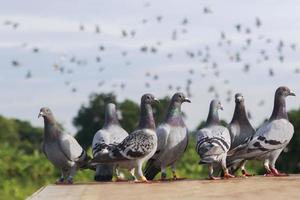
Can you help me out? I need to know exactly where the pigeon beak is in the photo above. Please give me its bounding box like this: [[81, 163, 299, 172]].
[[236, 96, 243, 102], [38, 111, 44, 118], [289, 92, 296, 96], [183, 98, 191, 103], [219, 105, 224, 110], [153, 97, 160, 103]]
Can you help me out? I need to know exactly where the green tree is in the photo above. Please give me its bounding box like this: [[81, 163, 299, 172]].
[[119, 99, 139, 132]]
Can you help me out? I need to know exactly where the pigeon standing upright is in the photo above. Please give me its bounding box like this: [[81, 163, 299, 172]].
[[226, 93, 255, 176], [196, 100, 234, 179], [38, 107, 90, 184], [92, 103, 128, 181], [144, 92, 191, 180], [91, 94, 158, 182], [229, 86, 295, 176]]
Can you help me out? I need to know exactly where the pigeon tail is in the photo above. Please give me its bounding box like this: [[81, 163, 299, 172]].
[[144, 159, 160, 180], [77, 152, 96, 170], [197, 142, 224, 157], [91, 144, 130, 165]]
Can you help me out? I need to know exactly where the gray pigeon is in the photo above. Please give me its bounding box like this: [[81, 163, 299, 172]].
[[226, 93, 255, 176], [91, 94, 158, 182], [92, 103, 128, 181], [196, 100, 234, 179], [38, 107, 90, 184], [229, 86, 295, 176], [144, 92, 191, 180]]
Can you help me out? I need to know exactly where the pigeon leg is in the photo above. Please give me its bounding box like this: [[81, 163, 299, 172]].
[[137, 163, 148, 183], [171, 164, 177, 180], [115, 166, 126, 182], [160, 167, 167, 181], [268, 150, 288, 176], [270, 166, 289, 176], [208, 164, 220, 180], [66, 165, 77, 184], [130, 168, 137, 181], [56, 170, 65, 184], [221, 156, 234, 179], [223, 169, 235, 179], [241, 161, 254, 177], [263, 160, 274, 176]]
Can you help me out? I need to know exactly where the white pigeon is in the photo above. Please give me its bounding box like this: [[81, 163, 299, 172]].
[[144, 92, 190, 180], [196, 100, 234, 179], [91, 94, 158, 182], [229, 86, 295, 176], [92, 103, 128, 181], [38, 107, 90, 184]]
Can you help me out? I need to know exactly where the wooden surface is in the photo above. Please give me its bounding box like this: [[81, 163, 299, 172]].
[[27, 175, 300, 200]]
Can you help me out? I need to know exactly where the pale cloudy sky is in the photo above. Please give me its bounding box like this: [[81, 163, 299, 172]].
[[0, 0, 300, 134]]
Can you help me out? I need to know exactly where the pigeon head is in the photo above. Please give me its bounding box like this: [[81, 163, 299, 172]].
[[206, 99, 223, 126], [38, 107, 56, 124], [38, 107, 53, 118], [104, 103, 119, 125], [235, 93, 244, 103], [231, 93, 252, 125], [141, 93, 159, 105], [139, 94, 158, 129], [275, 86, 296, 98], [171, 92, 191, 104], [270, 86, 295, 120], [210, 99, 223, 111]]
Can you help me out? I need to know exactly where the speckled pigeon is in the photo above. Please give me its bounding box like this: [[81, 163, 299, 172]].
[[226, 93, 256, 176], [92, 103, 128, 181], [91, 94, 158, 182], [144, 92, 190, 180], [38, 107, 90, 184], [196, 100, 234, 179], [229, 86, 295, 176]]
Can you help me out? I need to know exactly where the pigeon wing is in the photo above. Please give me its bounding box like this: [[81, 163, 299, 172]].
[[58, 132, 85, 162]]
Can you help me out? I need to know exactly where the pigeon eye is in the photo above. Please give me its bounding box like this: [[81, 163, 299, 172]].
[[179, 95, 182, 98]]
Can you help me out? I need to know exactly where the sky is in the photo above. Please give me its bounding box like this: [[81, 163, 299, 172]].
[[1, 0, 300, 134]]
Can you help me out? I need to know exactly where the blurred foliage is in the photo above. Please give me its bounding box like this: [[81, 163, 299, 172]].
[[0, 94, 299, 199]]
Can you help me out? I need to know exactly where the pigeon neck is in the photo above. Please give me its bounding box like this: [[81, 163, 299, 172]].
[[206, 106, 220, 126], [270, 95, 288, 120], [138, 103, 155, 130], [43, 117, 59, 140], [165, 101, 184, 126], [104, 110, 119, 127], [230, 102, 250, 125]]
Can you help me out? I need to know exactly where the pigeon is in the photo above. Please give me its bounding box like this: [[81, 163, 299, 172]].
[[229, 86, 295, 176], [38, 107, 90, 184], [92, 103, 129, 181], [226, 93, 255, 176], [144, 92, 191, 180], [195, 100, 234, 179], [91, 94, 159, 182]]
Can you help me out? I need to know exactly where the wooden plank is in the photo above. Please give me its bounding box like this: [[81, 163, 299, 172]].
[[28, 175, 300, 200]]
